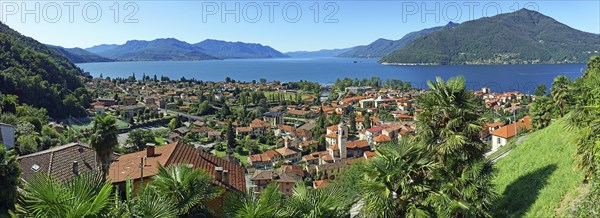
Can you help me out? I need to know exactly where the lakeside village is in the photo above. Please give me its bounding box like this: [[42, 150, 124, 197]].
[[2, 74, 535, 208]]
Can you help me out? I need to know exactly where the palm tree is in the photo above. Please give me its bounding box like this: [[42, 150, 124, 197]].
[[149, 164, 224, 216], [89, 114, 118, 180], [223, 183, 284, 218], [529, 96, 555, 130], [283, 182, 351, 218], [17, 173, 113, 217], [111, 179, 178, 218], [428, 161, 497, 218], [414, 76, 497, 217], [356, 140, 437, 217], [551, 75, 571, 117], [566, 56, 600, 180], [415, 76, 486, 167]]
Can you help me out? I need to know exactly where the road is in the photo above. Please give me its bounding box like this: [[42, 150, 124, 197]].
[[160, 109, 204, 121]]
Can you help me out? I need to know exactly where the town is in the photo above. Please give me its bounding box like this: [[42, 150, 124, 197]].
[[1, 74, 536, 209]]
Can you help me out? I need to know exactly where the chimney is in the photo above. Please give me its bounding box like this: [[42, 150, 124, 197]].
[[223, 170, 229, 184], [72, 161, 79, 175], [146, 144, 155, 157], [215, 167, 223, 181]]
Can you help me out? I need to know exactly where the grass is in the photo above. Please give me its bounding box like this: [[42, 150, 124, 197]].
[[155, 137, 166, 145], [492, 118, 584, 217]]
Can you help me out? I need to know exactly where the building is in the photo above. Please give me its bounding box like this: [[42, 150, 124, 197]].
[[263, 111, 284, 128], [108, 141, 246, 214], [0, 123, 16, 149], [490, 116, 532, 151], [18, 142, 100, 182], [250, 169, 302, 197]]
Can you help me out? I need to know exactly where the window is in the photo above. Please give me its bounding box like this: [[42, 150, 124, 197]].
[[497, 137, 501, 144]]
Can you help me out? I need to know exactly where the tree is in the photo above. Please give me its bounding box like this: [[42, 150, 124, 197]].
[[16, 134, 38, 155], [534, 84, 547, 96], [149, 164, 223, 216], [283, 182, 351, 217], [225, 120, 237, 153], [220, 103, 232, 119], [126, 129, 156, 151], [356, 140, 437, 217], [529, 96, 554, 130], [567, 56, 600, 180], [0, 144, 20, 214], [363, 113, 371, 129], [414, 76, 495, 217], [551, 75, 571, 117], [90, 114, 119, 180], [223, 183, 284, 218], [349, 112, 357, 134], [168, 117, 181, 131], [17, 174, 112, 217]]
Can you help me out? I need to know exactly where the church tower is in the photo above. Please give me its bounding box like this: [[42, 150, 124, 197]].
[[337, 122, 348, 159]]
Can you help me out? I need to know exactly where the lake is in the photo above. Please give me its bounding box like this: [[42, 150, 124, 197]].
[[77, 58, 586, 93]]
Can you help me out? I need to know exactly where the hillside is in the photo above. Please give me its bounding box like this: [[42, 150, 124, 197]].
[[492, 118, 584, 217], [380, 9, 600, 65], [338, 22, 458, 58], [93, 38, 218, 61], [47, 45, 114, 63], [85, 44, 119, 54], [194, 39, 288, 59], [0, 21, 88, 118], [285, 47, 353, 58], [86, 38, 288, 61]]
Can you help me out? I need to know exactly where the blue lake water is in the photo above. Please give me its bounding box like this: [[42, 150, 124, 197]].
[[77, 58, 586, 93]]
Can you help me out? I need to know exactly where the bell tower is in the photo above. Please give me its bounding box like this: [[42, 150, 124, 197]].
[[337, 122, 348, 159]]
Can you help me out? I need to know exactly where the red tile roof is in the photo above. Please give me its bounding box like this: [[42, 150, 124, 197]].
[[109, 141, 246, 192], [490, 116, 531, 139]]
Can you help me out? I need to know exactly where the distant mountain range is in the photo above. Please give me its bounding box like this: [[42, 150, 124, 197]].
[[338, 22, 459, 58], [47, 45, 114, 63], [380, 9, 600, 65], [285, 48, 353, 58], [69, 38, 288, 62]]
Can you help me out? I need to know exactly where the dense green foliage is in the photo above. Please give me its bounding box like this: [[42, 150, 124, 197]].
[[529, 96, 555, 130], [0, 22, 89, 118], [47, 45, 114, 63], [16, 174, 113, 217], [149, 164, 223, 216], [338, 22, 457, 58], [380, 9, 600, 64], [492, 118, 583, 217], [0, 144, 20, 215]]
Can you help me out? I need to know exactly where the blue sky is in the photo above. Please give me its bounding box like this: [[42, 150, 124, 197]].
[[2, 0, 598, 52]]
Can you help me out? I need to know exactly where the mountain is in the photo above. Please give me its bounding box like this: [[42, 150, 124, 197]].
[[285, 48, 353, 58], [85, 39, 288, 61], [93, 38, 217, 61], [85, 44, 119, 54], [380, 9, 600, 65], [194, 39, 288, 59], [47, 45, 113, 63], [338, 22, 458, 58], [0, 21, 88, 118]]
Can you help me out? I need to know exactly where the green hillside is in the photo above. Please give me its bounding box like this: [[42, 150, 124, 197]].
[[493, 118, 584, 217], [381, 9, 600, 65]]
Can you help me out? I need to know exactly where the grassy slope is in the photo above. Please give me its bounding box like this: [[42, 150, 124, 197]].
[[493, 118, 584, 217]]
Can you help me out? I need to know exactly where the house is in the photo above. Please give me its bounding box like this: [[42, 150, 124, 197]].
[[346, 139, 370, 158], [235, 127, 252, 138], [490, 116, 532, 151], [0, 123, 16, 149], [248, 150, 282, 169], [274, 147, 302, 164], [250, 169, 301, 197], [108, 141, 246, 214], [250, 119, 270, 135], [263, 111, 284, 128], [17, 142, 100, 182], [122, 96, 137, 106]]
